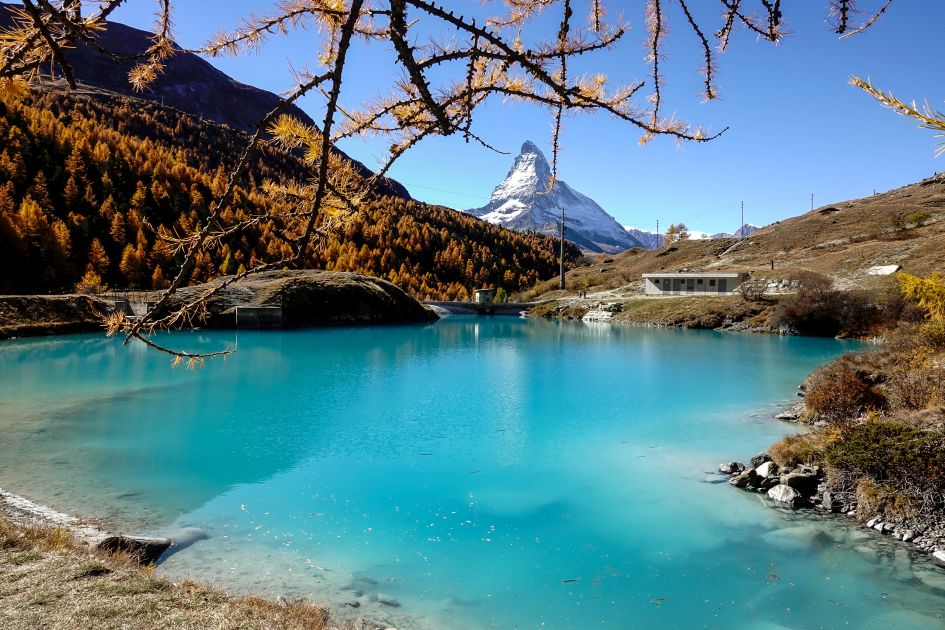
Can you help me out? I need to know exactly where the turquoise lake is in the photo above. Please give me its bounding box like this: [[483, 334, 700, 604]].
[[2, 317, 945, 628]]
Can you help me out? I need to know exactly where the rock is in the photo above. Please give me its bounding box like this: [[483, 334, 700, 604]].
[[881, 523, 895, 535], [750, 453, 771, 468], [719, 462, 744, 474], [821, 491, 842, 513], [768, 485, 802, 509], [866, 516, 880, 528], [729, 469, 758, 488], [344, 600, 361, 608], [781, 471, 819, 496], [867, 264, 901, 276], [873, 522, 885, 532], [760, 476, 780, 490], [170, 269, 439, 329], [902, 530, 916, 543], [932, 550, 945, 565], [774, 407, 800, 421], [96, 535, 172, 564], [376, 593, 401, 607], [756, 461, 779, 477]]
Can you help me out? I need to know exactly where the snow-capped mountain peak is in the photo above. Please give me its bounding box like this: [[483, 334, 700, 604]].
[[467, 141, 642, 253], [623, 223, 761, 249]]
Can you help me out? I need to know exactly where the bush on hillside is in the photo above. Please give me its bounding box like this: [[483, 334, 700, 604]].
[[769, 432, 827, 468], [886, 356, 945, 410], [855, 478, 917, 520], [770, 288, 891, 337], [803, 357, 887, 425], [825, 421, 945, 492]]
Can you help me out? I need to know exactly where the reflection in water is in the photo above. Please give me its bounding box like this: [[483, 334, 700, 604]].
[[1, 319, 943, 629]]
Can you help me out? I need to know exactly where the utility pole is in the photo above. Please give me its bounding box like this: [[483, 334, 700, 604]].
[[559, 206, 565, 290], [810, 193, 814, 211]]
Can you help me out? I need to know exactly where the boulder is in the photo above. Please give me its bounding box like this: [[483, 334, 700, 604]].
[[170, 269, 439, 328], [750, 453, 771, 468], [760, 476, 780, 491], [96, 535, 172, 564], [729, 469, 758, 488], [719, 462, 745, 474], [768, 485, 802, 509], [755, 461, 779, 478], [933, 550, 945, 565], [781, 471, 819, 496], [821, 491, 842, 513]]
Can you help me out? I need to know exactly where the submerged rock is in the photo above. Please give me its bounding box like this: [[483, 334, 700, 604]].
[[768, 485, 802, 509], [729, 469, 759, 488], [96, 535, 171, 564]]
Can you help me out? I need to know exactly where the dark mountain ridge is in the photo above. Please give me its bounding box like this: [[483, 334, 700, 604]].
[[0, 2, 410, 200]]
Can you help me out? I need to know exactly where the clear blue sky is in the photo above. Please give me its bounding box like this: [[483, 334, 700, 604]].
[[107, 1, 944, 234]]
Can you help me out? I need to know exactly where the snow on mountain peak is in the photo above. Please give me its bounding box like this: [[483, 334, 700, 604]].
[[467, 141, 642, 253]]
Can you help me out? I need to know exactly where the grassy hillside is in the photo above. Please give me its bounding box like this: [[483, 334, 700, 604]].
[[528, 173, 945, 300], [0, 89, 579, 300]]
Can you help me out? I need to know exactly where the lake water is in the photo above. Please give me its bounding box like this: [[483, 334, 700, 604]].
[[1, 317, 944, 628]]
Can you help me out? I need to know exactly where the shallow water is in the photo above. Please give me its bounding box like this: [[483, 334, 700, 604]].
[[1, 318, 944, 628]]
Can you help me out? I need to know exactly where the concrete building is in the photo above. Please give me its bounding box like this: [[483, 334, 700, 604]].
[[473, 288, 497, 303], [642, 272, 750, 295]]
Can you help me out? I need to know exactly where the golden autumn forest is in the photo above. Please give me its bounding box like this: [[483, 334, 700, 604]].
[[0, 90, 580, 299]]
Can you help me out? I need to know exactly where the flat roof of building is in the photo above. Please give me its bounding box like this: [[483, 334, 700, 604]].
[[642, 272, 744, 278]]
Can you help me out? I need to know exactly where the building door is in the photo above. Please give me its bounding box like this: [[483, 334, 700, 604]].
[[718, 279, 727, 293], [672, 279, 681, 293], [686, 279, 695, 293]]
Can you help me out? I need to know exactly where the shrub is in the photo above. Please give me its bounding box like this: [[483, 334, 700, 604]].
[[770, 289, 888, 337], [769, 433, 825, 468], [825, 421, 945, 489], [906, 210, 932, 227], [886, 357, 945, 410], [804, 358, 886, 424], [855, 478, 917, 520], [737, 278, 768, 302]]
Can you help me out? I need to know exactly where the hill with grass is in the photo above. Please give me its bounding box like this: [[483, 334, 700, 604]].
[[530, 172, 945, 301]]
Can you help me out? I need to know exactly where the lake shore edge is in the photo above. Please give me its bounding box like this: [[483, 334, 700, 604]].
[[0, 487, 394, 630]]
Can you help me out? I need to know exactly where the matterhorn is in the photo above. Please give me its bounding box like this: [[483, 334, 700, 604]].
[[466, 141, 643, 253]]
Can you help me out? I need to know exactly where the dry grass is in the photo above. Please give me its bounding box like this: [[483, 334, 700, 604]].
[[611, 295, 773, 329], [0, 515, 343, 630], [526, 173, 945, 304]]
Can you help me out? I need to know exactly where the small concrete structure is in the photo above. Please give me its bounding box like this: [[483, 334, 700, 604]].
[[235, 306, 283, 328], [473, 288, 497, 304], [642, 272, 750, 295]]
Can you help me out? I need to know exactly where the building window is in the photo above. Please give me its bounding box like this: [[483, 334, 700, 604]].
[[697, 279, 704, 285], [709, 279, 716, 286]]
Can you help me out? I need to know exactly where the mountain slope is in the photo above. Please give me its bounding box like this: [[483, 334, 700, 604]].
[[0, 90, 580, 297], [547, 173, 945, 298], [467, 141, 643, 253], [0, 2, 409, 200]]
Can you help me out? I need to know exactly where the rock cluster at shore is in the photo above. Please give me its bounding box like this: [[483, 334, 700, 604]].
[[722, 454, 945, 564]]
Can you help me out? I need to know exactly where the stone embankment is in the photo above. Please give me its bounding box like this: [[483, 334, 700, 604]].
[[0, 270, 437, 340], [721, 454, 945, 564]]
